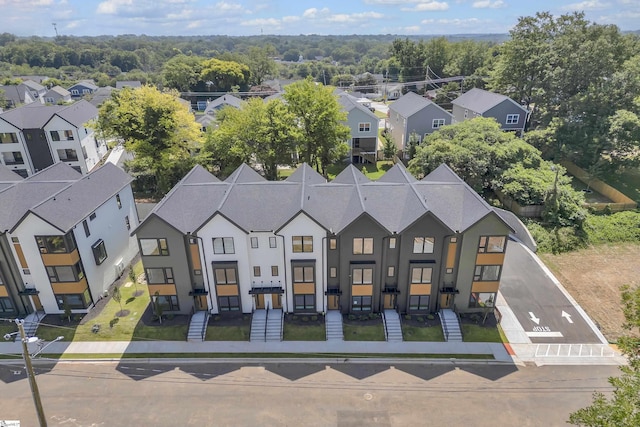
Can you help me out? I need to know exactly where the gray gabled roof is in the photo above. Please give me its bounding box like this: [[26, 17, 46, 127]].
[[337, 92, 378, 120], [116, 81, 142, 89], [389, 92, 441, 119], [0, 100, 97, 130], [182, 164, 220, 184], [68, 80, 99, 91], [204, 95, 243, 115], [0, 165, 23, 182], [224, 163, 265, 183], [45, 85, 71, 97], [89, 86, 114, 107], [332, 164, 370, 185], [452, 88, 527, 114], [26, 162, 81, 182], [21, 80, 45, 92], [285, 163, 326, 184], [53, 100, 98, 127], [376, 162, 417, 183]]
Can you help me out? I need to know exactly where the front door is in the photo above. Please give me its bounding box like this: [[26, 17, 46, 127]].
[[255, 294, 265, 309], [440, 293, 452, 309], [271, 294, 282, 309], [32, 295, 43, 311], [328, 295, 339, 310], [383, 294, 396, 309], [195, 295, 208, 311]]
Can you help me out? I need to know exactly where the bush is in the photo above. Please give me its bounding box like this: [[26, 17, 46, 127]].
[[416, 316, 424, 322], [526, 221, 587, 254], [426, 314, 435, 320], [348, 314, 356, 321], [311, 315, 318, 321], [405, 314, 412, 320], [369, 312, 378, 320]]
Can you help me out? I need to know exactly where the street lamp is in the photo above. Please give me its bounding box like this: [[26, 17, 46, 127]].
[[4, 319, 64, 427]]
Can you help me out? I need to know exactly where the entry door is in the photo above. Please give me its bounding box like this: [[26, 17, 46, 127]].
[[440, 294, 452, 309], [271, 294, 282, 309], [32, 295, 43, 311], [255, 294, 265, 309], [383, 294, 396, 309], [328, 295, 339, 310], [196, 295, 208, 311]]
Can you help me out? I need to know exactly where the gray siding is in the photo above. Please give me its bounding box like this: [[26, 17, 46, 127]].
[[485, 100, 526, 132], [405, 104, 452, 143]]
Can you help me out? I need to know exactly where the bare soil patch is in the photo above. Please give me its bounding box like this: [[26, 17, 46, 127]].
[[540, 243, 640, 342]]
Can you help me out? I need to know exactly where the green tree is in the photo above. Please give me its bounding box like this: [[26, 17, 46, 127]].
[[153, 291, 164, 324], [383, 135, 397, 161], [112, 284, 122, 315], [96, 86, 203, 195], [569, 285, 640, 426], [162, 54, 204, 91], [283, 77, 350, 176], [407, 131, 420, 161], [200, 58, 250, 92], [247, 45, 277, 86]]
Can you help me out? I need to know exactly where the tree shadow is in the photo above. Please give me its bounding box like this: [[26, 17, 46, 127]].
[[126, 297, 136, 304], [115, 309, 130, 318], [133, 290, 144, 297]]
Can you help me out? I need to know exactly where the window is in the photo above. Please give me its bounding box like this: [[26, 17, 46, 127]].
[[125, 216, 130, 230], [389, 237, 396, 249], [0, 132, 18, 144], [295, 294, 315, 311], [2, 151, 23, 165], [194, 269, 202, 276], [71, 89, 79, 95], [409, 295, 430, 311], [82, 220, 90, 237], [214, 268, 237, 284], [64, 130, 74, 140], [116, 194, 122, 209], [387, 266, 395, 277], [0, 297, 14, 313], [293, 266, 314, 283], [478, 236, 506, 253], [464, 109, 468, 118], [353, 237, 373, 255], [411, 267, 432, 284], [413, 237, 434, 253], [45, 97, 54, 103], [23, 269, 31, 275], [271, 266, 279, 276], [82, 146, 88, 160], [213, 237, 235, 254], [330, 267, 337, 278], [432, 118, 445, 129], [292, 236, 313, 252], [82, 89, 90, 94], [329, 238, 337, 250], [269, 237, 277, 248], [218, 296, 240, 311], [469, 292, 496, 308], [446, 268, 454, 274], [250, 237, 258, 248], [353, 138, 360, 148], [352, 296, 372, 311], [47, 262, 84, 283], [89, 212, 96, 221], [506, 114, 520, 124], [36, 234, 76, 254], [92, 240, 107, 265], [154, 295, 180, 311], [56, 291, 90, 309], [146, 267, 174, 284], [474, 265, 501, 281], [352, 267, 373, 285], [11, 237, 19, 243], [253, 266, 261, 277], [140, 238, 169, 256], [358, 122, 371, 132], [57, 148, 78, 161]]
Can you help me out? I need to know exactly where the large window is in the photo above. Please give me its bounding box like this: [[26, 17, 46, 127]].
[[506, 114, 520, 124], [2, 151, 23, 165], [56, 290, 91, 309], [292, 236, 313, 252], [295, 294, 315, 311], [293, 266, 314, 283], [213, 237, 235, 254], [47, 262, 84, 283], [413, 237, 434, 254], [352, 267, 373, 285], [92, 240, 107, 265], [36, 234, 76, 254], [146, 267, 174, 284], [1, 132, 18, 144], [352, 296, 372, 311], [478, 236, 506, 253], [469, 292, 496, 308], [57, 148, 78, 161], [0, 297, 14, 313], [432, 118, 445, 129], [64, 130, 74, 140], [250, 237, 258, 248], [218, 296, 240, 311], [409, 295, 429, 311], [473, 265, 501, 281], [214, 268, 237, 284], [49, 131, 60, 141], [155, 295, 180, 311], [358, 122, 371, 132], [140, 238, 169, 256], [353, 237, 373, 255], [411, 267, 432, 284]]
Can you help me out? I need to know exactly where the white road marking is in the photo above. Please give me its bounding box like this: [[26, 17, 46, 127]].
[[526, 331, 564, 338], [561, 311, 574, 324], [528, 312, 540, 325]]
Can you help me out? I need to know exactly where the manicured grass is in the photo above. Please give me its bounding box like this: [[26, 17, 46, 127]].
[[51, 352, 494, 360], [0, 323, 18, 338], [283, 323, 326, 341], [206, 325, 250, 341], [402, 325, 445, 342], [374, 110, 387, 119], [343, 323, 385, 341], [461, 325, 504, 343], [277, 167, 295, 179]]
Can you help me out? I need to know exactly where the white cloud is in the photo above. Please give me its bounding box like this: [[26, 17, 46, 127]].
[[402, 25, 422, 33], [282, 16, 300, 23], [365, 0, 446, 4], [401, 2, 449, 11], [472, 0, 506, 8], [561, 1, 611, 10], [302, 8, 330, 19], [216, 1, 243, 13]]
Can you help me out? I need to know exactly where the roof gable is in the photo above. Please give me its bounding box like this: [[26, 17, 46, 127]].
[[332, 165, 370, 185], [452, 88, 527, 114], [225, 164, 265, 183], [285, 163, 326, 184], [389, 92, 435, 118], [376, 162, 417, 183]]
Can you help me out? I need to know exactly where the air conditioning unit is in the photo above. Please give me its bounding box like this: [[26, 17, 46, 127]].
[[114, 258, 125, 278]]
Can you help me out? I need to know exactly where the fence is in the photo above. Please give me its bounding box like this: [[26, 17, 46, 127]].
[[495, 190, 545, 218]]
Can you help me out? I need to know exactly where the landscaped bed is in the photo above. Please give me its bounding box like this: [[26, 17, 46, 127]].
[[343, 313, 385, 341], [401, 314, 445, 342], [283, 314, 326, 341], [206, 313, 252, 341], [459, 312, 505, 342]]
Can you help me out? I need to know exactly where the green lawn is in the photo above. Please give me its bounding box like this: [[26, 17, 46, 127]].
[[461, 324, 504, 342], [206, 325, 251, 341], [283, 323, 326, 341], [374, 110, 387, 119], [279, 160, 395, 181], [343, 323, 385, 341], [402, 325, 445, 342]]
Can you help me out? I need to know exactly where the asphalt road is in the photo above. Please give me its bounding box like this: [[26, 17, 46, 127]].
[[500, 242, 603, 344], [0, 360, 619, 426]]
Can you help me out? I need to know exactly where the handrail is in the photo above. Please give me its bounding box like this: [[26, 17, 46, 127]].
[[264, 306, 269, 341], [382, 311, 389, 341], [200, 313, 208, 341], [279, 310, 284, 341], [440, 310, 450, 341]]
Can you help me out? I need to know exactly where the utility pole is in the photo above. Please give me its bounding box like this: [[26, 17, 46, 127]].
[[16, 319, 48, 427], [52, 23, 58, 37]]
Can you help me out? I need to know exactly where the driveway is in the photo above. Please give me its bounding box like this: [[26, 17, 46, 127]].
[[500, 242, 604, 344]]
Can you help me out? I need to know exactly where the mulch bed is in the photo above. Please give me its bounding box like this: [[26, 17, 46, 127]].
[[459, 312, 499, 328], [343, 313, 383, 326], [137, 305, 190, 326], [40, 313, 84, 327], [284, 313, 324, 326], [401, 313, 441, 328], [208, 313, 252, 326]]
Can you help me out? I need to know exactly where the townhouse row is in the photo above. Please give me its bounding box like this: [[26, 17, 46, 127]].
[[134, 162, 512, 317], [0, 162, 138, 317]]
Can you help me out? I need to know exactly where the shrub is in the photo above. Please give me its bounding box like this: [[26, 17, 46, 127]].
[[405, 314, 412, 320], [311, 315, 318, 321], [348, 314, 356, 321], [583, 211, 640, 244], [426, 314, 435, 320], [416, 316, 424, 322], [369, 312, 378, 320]]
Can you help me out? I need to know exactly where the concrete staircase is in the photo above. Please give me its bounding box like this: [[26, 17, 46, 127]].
[[383, 310, 403, 342], [439, 309, 463, 342], [325, 310, 344, 341], [266, 309, 283, 342], [23, 311, 44, 338], [250, 309, 267, 342], [187, 311, 209, 342]]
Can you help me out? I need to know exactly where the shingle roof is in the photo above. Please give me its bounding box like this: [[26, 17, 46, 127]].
[[376, 162, 417, 183], [54, 100, 98, 126], [224, 163, 265, 183], [204, 95, 243, 114], [389, 92, 438, 118], [116, 81, 142, 89], [21, 80, 45, 92], [285, 163, 326, 184], [452, 88, 527, 114], [0, 165, 23, 182], [46, 86, 71, 97], [0, 100, 97, 129], [337, 93, 378, 120]]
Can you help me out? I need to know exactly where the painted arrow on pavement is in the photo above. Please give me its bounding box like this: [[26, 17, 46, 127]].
[[529, 312, 540, 325], [561, 310, 574, 324]]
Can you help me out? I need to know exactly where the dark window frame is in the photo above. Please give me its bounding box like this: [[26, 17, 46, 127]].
[[145, 267, 174, 284], [213, 237, 235, 254], [139, 238, 169, 256], [92, 239, 107, 265], [292, 235, 313, 252]]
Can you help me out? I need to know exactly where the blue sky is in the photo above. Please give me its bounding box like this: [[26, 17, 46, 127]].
[[1, 0, 638, 37]]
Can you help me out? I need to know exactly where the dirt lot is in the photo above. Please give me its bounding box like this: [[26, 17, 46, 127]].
[[540, 243, 640, 342]]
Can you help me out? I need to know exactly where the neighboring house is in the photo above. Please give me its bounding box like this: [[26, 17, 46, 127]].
[[115, 81, 142, 89], [20, 80, 47, 103], [88, 86, 114, 108], [67, 80, 99, 98], [195, 114, 216, 132], [384, 83, 403, 101], [133, 162, 511, 317], [452, 88, 529, 135], [388, 92, 452, 156], [203, 94, 243, 115], [0, 162, 139, 317], [16, 75, 49, 85], [0, 100, 108, 176], [337, 92, 380, 164], [43, 86, 72, 104], [0, 85, 38, 109]]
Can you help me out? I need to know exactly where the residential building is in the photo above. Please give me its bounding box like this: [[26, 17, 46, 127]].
[[88, 86, 114, 108], [0, 100, 108, 176], [0, 84, 39, 110], [133, 162, 511, 317], [337, 92, 380, 164], [0, 162, 139, 317], [43, 86, 72, 104], [452, 88, 529, 134], [67, 80, 99, 99], [115, 81, 142, 89], [387, 92, 452, 156], [203, 94, 243, 115], [20, 80, 47, 103]]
